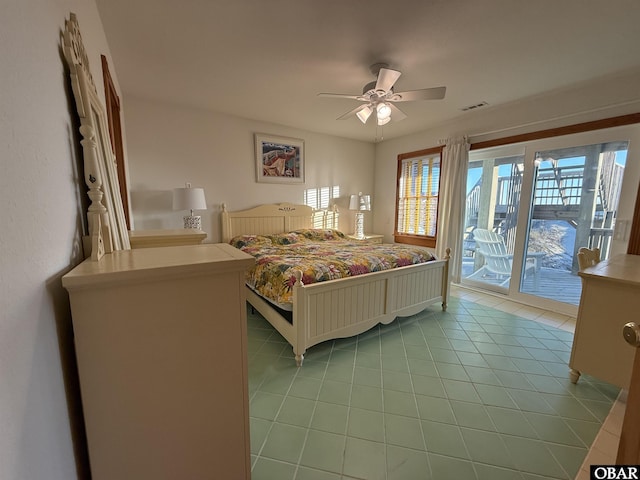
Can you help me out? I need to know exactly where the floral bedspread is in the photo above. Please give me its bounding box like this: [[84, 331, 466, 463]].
[[230, 229, 436, 310]]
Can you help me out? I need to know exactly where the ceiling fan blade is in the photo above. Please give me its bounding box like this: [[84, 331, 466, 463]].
[[389, 103, 407, 122], [318, 93, 363, 100], [375, 68, 401, 92], [337, 104, 369, 120], [390, 86, 446, 102]]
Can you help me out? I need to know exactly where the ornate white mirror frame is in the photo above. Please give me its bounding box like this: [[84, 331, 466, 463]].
[[63, 13, 130, 260]]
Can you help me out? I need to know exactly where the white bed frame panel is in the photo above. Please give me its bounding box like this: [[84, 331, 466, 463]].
[[222, 203, 449, 365]]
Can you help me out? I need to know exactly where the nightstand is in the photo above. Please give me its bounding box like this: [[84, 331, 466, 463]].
[[128, 229, 207, 248], [346, 233, 384, 244]]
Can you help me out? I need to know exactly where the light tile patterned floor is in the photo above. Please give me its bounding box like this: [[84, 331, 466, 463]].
[[455, 287, 625, 480], [247, 286, 622, 480], [574, 391, 626, 480]]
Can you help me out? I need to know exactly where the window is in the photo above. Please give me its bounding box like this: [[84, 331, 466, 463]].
[[304, 185, 341, 229], [304, 185, 340, 210], [394, 146, 443, 247]]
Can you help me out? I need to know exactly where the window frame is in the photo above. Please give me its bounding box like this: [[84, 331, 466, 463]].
[[394, 145, 444, 248]]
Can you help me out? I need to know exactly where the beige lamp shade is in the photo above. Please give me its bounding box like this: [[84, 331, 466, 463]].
[[173, 184, 207, 229], [349, 192, 371, 211]]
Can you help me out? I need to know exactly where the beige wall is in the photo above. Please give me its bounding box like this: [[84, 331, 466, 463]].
[[123, 95, 376, 242], [0, 1, 120, 478]]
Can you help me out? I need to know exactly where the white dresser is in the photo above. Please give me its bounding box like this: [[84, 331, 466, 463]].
[[570, 254, 640, 389], [62, 244, 254, 480]]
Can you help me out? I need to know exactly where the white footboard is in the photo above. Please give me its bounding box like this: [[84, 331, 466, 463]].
[[248, 252, 450, 366], [293, 257, 448, 364]]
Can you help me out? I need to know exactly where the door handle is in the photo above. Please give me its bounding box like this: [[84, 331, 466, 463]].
[[623, 322, 640, 348]]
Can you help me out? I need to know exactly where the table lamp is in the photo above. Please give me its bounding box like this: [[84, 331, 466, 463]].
[[349, 192, 371, 239], [173, 183, 207, 229]]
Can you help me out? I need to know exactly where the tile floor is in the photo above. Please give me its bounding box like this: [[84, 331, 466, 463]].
[[247, 285, 624, 480]]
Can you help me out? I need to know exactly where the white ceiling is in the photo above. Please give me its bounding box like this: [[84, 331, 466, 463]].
[[95, 0, 640, 143]]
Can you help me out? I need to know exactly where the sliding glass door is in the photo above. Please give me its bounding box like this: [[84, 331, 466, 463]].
[[519, 142, 628, 304], [462, 145, 525, 293], [461, 126, 639, 314]]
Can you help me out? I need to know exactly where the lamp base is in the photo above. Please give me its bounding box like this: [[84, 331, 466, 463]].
[[183, 215, 201, 229], [352, 212, 365, 239]]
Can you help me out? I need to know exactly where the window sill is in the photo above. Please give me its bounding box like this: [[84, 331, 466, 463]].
[[394, 234, 436, 248]]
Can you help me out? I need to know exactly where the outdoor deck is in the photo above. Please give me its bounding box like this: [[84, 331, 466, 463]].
[[462, 262, 583, 305]]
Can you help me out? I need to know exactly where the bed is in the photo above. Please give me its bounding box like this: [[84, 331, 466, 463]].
[[222, 203, 450, 365]]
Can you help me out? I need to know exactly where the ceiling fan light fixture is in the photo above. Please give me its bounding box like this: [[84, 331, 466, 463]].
[[318, 64, 446, 128], [377, 115, 391, 126], [356, 105, 373, 124], [376, 102, 392, 120]]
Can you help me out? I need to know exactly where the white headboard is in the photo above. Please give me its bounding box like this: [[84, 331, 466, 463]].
[[221, 203, 339, 243], [63, 14, 130, 260]]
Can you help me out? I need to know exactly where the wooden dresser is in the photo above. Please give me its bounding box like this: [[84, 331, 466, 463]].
[[569, 254, 640, 389], [62, 244, 254, 480]]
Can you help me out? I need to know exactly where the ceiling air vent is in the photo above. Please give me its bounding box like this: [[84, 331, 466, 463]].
[[461, 101, 488, 112]]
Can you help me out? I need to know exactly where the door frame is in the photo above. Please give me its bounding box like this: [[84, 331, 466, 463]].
[[101, 55, 131, 230]]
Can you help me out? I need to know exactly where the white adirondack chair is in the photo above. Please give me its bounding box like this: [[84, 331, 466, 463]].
[[471, 228, 537, 287]]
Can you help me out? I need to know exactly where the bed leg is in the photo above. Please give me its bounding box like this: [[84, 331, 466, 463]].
[[295, 352, 304, 367]]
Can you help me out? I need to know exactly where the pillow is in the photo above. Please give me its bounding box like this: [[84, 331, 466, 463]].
[[267, 232, 303, 245], [229, 234, 273, 249], [292, 229, 347, 241]]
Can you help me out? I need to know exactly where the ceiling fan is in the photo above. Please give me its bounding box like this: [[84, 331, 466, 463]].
[[318, 63, 446, 126]]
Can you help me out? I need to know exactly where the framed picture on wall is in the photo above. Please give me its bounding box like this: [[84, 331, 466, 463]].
[[255, 133, 305, 184]]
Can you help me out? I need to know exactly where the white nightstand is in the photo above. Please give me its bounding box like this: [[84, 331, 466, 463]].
[[128, 229, 207, 248], [346, 233, 384, 244]]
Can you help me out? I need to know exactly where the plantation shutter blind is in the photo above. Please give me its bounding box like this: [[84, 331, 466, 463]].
[[397, 155, 440, 236]]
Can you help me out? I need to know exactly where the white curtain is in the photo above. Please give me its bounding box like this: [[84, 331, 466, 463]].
[[436, 136, 470, 284]]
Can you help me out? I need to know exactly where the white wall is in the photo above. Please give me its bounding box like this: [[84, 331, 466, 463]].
[[373, 68, 640, 243], [124, 96, 376, 242], [0, 1, 120, 478]]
